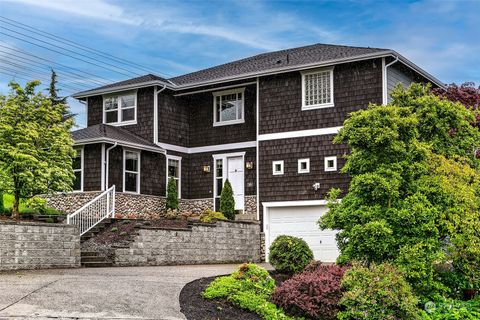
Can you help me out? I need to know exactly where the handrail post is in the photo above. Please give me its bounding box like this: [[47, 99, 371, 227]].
[[112, 185, 116, 218]]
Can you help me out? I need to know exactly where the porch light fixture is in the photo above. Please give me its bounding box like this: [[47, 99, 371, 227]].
[[245, 161, 254, 170], [203, 165, 211, 173]]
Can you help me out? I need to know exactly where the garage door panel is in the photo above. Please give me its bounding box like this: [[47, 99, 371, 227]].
[[267, 205, 340, 263]]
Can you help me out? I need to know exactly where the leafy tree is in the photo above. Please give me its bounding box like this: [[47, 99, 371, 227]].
[[432, 82, 480, 110], [0, 81, 75, 219], [0, 191, 3, 214], [319, 84, 480, 300], [48, 69, 76, 122], [219, 179, 235, 220], [166, 177, 178, 210]]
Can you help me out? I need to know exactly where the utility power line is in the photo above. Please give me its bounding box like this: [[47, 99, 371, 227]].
[[0, 15, 170, 77], [0, 43, 113, 85]]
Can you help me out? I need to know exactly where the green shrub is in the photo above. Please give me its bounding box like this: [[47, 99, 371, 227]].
[[424, 298, 480, 319], [338, 263, 423, 320], [203, 263, 294, 320], [199, 209, 226, 223], [166, 177, 178, 210], [269, 235, 313, 275], [219, 179, 235, 220], [26, 197, 48, 214]]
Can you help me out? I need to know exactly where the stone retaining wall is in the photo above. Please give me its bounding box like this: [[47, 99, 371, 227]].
[[114, 220, 261, 266], [46, 192, 257, 218], [0, 221, 80, 271]]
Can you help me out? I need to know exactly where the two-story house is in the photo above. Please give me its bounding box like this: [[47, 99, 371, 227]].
[[50, 44, 443, 262]]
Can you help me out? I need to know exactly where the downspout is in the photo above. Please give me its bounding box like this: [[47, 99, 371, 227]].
[[383, 56, 399, 104], [153, 84, 167, 145], [105, 142, 118, 190]]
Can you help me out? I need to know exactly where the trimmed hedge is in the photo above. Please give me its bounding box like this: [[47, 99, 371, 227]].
[[269, 235, 314, 275]]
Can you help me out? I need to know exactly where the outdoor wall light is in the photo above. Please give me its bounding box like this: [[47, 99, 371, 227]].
[[245, 161, 254, 170], [203, 165, 211, 173]]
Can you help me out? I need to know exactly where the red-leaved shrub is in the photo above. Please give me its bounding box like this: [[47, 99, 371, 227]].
[[272, 264, 347, 320]]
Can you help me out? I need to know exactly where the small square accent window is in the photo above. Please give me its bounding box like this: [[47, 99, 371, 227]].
[[302, 68, 334, 110], [272, 160, 284, 175], [324, 156, 337, 172], [298, 158, 310, 174]]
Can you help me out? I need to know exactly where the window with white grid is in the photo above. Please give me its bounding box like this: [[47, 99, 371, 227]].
[[302, 68, 334, 110]]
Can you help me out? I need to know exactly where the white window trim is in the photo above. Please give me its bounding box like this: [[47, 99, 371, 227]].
[[103, 90, 138, 126], [301, 67, 334, 110], [72, 147, 84, 192], [123, 149, 141, 194], [272, 160, 284, 175], [298, 158, 310, 174], [324, 156, 337, 172], [166, 154, 182, 199], [212, 88, 245, 127]]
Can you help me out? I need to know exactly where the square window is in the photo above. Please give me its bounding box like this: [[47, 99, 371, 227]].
[[213, 88, 244, 126], [272, 160, 284, 175], [324, 156, 337, 172], [298, 158, 310, 173], [104, 92, 136, 125]]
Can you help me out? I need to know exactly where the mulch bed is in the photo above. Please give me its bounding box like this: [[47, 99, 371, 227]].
[[180, 276, 262, 320]]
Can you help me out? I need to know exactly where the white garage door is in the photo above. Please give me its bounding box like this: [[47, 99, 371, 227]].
[[267, 205, 340, 263]]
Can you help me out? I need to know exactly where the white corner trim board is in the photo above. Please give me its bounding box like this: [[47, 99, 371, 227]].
[[157, 141, 257, 154], [258, 126, 343, 141]]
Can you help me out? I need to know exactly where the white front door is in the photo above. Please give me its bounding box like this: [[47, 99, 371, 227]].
[[227, 156, 244, 211]]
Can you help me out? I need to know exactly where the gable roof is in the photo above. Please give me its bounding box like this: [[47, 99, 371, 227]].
[[72, 43, 444, 98], [72, 124, 165, 153], [170, 44, 387, 86]]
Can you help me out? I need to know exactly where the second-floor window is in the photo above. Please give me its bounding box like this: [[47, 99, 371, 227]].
[[213, 88, 244, 126], [104, 92, 137, 125], [302, 68, 334, 110]]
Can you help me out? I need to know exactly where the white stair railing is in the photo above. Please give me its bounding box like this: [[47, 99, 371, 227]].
[[67, 185, 115, 236]]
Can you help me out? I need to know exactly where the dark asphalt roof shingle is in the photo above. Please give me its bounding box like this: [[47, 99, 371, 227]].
[[72, 124, 162, 151], [74, 43, 390, 96], [169, 43, 388, 86]]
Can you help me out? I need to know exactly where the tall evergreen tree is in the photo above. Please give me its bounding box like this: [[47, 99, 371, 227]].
[[48, 69, 75, 122]]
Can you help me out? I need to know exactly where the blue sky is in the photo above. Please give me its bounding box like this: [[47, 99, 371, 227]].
[[0, 0, 479, 128]]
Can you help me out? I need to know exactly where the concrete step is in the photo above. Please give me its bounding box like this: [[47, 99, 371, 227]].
[[81, 261, 113, 268], [81, 256, 107, 263], [81, 251, 99, 257]]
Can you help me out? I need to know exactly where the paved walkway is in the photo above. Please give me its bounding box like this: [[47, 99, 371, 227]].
[[0, 264, 258, 320]]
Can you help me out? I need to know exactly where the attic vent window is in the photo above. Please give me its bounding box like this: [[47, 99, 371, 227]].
[[301, 68, 334, 110]]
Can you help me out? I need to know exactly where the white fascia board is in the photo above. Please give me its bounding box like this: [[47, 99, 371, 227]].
[[74, 138, 166, 154], [258, 126, 342, 141], [392, 51, 445, 89], [72, 80, 175, 99], [156, 141, 256, 154], [262, 200, 330, 207]]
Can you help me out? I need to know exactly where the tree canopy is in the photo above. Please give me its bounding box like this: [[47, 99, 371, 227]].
[[0, 81, 75, 218], [319, 84, 480, 301]]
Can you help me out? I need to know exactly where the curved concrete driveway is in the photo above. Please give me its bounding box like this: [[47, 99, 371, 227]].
[[0, 264, 255, 320]]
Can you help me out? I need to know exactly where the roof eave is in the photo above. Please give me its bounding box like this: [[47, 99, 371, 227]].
[[72, 80, 176, 99], [74, 137, 166, 154], [392, 51, 446, 89]]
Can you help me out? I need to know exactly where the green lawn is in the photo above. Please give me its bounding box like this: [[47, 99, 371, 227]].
[[2, 194, 62, 215]]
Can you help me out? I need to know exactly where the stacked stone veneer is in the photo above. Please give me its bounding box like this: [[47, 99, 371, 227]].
[[114, 220, 261, 266], [46, 192, 258, 218], [0, 221, 80, 271]]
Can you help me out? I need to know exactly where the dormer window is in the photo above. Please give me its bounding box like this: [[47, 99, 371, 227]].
[[302, 68, 334, 110], [213, 88, 245, 126], [103, 91, 137, 125]]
